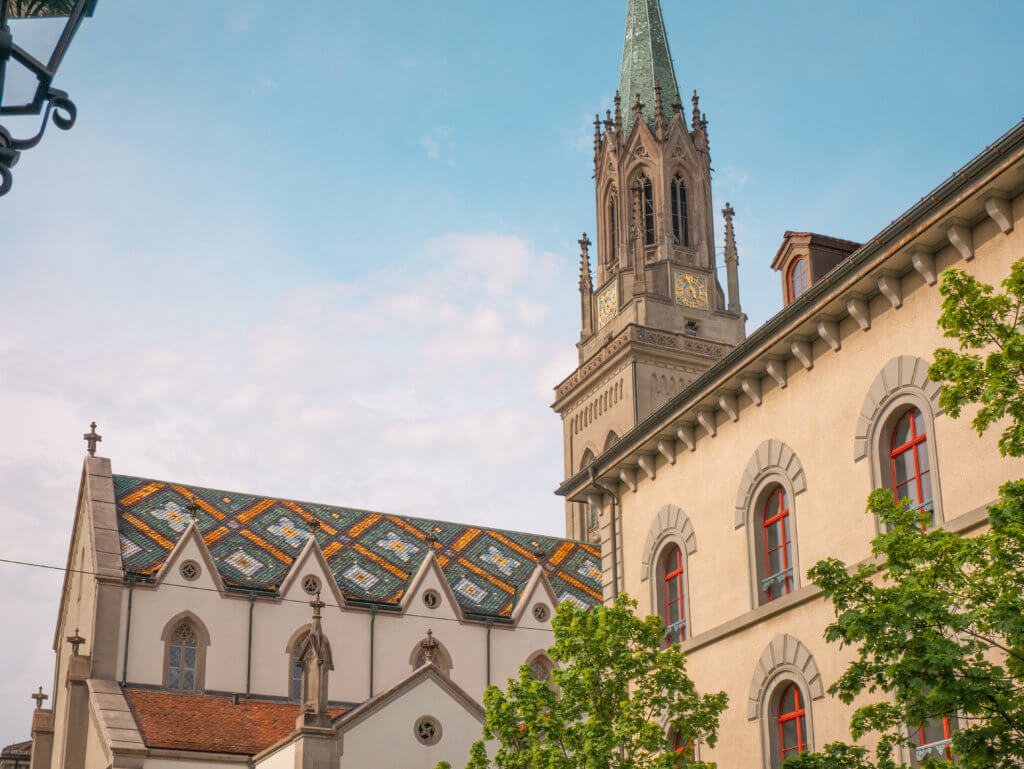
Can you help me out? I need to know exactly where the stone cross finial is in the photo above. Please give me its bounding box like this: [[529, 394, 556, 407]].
[[722, 202, 735, 222], [421, 629, 439, 665], [530, 541, 548, 562], [32, 687, 47, 710], [603, 109, 613, 132], [185, 495, 200, 523], [306, 514, 321, 534], [310, 591, 325, 619], [83, 422, 101, 456], [578, 233, 591, 260], [66, 628, 86, 656], [613, 93, 622, 132]]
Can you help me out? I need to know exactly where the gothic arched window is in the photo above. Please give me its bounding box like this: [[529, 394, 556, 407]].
[[641, 175, 655, 246], [776, 683, 807, 764], [671, 174, 689, 246], [787, 257, 809, 302], [290, 647, 305, 701], [761, 485, 793, 603], [659, 544, 686, 645], [889, 406, 933, 529], [167, 623, 197, 691], [527, 652, 555, 682], [606, 195, 618, 266]]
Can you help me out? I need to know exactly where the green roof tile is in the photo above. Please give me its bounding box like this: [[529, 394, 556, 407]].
[[618, 0, 682, 131]]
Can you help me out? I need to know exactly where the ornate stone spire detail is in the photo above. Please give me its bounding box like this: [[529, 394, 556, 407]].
[[723, 202, 741, 314], [613, 92, 623, 137], [296, 593, 334, 726], [579, 233, 594, 339], [618, 0, 681, 130], [691, 89, 701, 134], [654, 81, 665, 138]]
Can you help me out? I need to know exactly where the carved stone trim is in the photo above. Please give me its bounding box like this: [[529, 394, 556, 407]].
[[746, 634, 825, 721], [640, 504, 697, 582], [734, 440, 807, 527], [853, 355, 942, 461]]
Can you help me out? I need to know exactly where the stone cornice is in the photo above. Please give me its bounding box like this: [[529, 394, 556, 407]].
[[553, 324, 730, 409]]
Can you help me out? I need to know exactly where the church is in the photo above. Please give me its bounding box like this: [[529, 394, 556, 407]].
[[13, 0, 1024, 767]]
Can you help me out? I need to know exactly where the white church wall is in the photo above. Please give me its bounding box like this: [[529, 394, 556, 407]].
[[339, 675, 487, 769], [145, 758, 244, 769], [253, 741, 295, 769]]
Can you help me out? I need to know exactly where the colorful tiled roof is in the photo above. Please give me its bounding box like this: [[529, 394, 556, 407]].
[[122, 687, 345, 755], [113, 475, 603, 617]]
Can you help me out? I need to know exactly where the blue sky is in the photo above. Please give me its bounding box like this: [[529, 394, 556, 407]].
[[1, 0, 1022, 745]]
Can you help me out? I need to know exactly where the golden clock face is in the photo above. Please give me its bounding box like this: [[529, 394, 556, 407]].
[[597, 282, 618, 328], [674, 271, 709, 310]]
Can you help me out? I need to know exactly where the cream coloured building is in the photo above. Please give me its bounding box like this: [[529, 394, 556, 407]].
[[555, 2, 1024, 767]]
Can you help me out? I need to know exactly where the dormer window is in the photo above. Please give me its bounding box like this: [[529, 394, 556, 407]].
[[787, 257, 809, 301]]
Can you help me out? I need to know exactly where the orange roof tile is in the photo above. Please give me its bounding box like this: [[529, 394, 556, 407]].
[[123, 688, 346, 755]]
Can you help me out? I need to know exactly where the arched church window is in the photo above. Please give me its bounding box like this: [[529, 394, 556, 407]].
[[528, 652, 554, 682], [761, 485, 793, 603], [607, 196, 617, 266], [660, 545, 686, 645], [787, 257, 809, 301], [889, 406, 934, 529], [290, 647, 305, 701], [641, 175, 655, 246], [776, 683, 808, 764], [167, 623, 197, 691], [671, 174, 689, 246]]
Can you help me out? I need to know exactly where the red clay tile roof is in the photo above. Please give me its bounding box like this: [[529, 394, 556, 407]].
[[123, 688, 346, 755], [0, 740, 32, 758]]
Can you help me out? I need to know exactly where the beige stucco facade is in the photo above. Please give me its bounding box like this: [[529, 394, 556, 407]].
[[558, 118, 1024, 766]]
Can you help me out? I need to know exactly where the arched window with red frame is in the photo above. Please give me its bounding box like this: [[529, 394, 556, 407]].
[[661, 545, 686, 645], [787, 257, 809, 302], [912, 715, 954, 764], [671, 728, 695, 759], [761, 486, 793, 603], [777, 684, 807, 763], [889, 406, 933, 529]]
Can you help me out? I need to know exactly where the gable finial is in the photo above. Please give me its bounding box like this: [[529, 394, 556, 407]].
[[613, 93, 622, 134], [31, 687, 48, 710], [691, 89, 701, 131], [420, 628, 439, 665], [66, 628, 86, 656], [185, 494, 200, 523], [578, 232, 592, 291], [83, 422, 101, 456]]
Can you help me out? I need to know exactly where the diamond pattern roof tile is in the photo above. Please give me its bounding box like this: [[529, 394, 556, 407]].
[[114, 475, 603, 617]]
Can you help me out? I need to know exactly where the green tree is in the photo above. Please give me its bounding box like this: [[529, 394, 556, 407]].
[[930, 259, 1024, 457], [438, 594, 728, 769], [5, 1, 77, 19], [789, 259, 1024, 769]]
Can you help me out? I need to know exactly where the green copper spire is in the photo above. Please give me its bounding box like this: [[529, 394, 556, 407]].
[[618, 0, 682, 131]]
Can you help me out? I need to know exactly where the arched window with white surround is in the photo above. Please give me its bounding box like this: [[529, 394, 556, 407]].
[[748, 635, 824, 769], [642, 505, 697, 643], [526, 651, 555, 682], [854, 356, 945, 529], [670, 173, 688, 246]]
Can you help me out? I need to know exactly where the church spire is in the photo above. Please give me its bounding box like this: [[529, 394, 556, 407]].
[[618, 0, 681, 131]]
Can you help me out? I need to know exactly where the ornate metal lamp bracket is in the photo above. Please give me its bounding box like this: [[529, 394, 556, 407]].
[[0, 88, 77, 195]]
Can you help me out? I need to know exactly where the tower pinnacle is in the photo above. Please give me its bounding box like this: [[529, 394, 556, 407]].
[[618, 0, 681, 131]]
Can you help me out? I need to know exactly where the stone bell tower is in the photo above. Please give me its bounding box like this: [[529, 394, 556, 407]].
[[554, 0, 745, 541]]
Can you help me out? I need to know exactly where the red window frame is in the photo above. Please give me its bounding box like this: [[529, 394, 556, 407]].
[[673, 729, 695, 758], [778, 684, 807, 760], [787, 257, 809, 302], [762, 486, 792, 601], [915, 716, 953, 761], [663, 545, 685, 644], [889, 407, 931, 530]]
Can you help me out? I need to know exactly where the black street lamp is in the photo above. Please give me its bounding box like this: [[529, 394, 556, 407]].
[[0, 0, 98, 196]]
